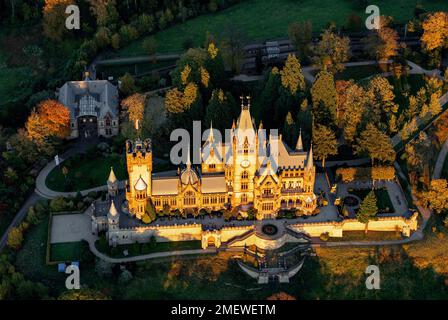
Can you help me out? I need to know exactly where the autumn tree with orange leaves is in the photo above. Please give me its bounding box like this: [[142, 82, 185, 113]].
[[25, 100, 70, 144]]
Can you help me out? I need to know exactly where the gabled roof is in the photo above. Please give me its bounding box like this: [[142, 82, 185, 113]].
[[58, 80, 118, 120]]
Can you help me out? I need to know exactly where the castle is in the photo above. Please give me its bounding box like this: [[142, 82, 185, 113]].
[[124, 100, 317, 220], [90, 100, 319, 247]]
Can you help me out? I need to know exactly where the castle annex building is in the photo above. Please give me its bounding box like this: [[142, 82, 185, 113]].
[[57, 79, 119, 139]]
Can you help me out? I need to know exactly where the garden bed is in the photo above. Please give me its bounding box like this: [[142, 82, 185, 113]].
[[348, 187, 394, 213]]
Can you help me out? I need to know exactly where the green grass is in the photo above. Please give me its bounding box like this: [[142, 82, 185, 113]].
[[45, 153, 127, 192], [348, 187, 394, 213], [116, 0, 448, 56], [95, 236, 202, 258], [334, 64, 383, 81], [50, 242, 85, 262], [328, 230, 403, 241], [96, 60, 175, 79]]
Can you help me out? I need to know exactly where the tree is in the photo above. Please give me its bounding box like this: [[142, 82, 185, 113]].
[[363, 26, 399, 62], [337, 81, 367, 144], [267, 292, 296, 300], [280, 54, 305, 96], [220, 24, 246, 73], [366, 76, 398, 133], [205, 89, 237, 133], [145, 200, 157, 222], [87, 0, 119, 27], [356, 123, 396, 165], [142, 37, 157, 63], [313, 29, 350, 74], [7, 227, 23, 250], [288, 21, 312, 61], [121, 93, 146, 126], [59, 288, 110, 300], [165, 88, 185, 113], [119, 73, 137, 96], [283, 112, 297, 148], [312, 124, 337, 167], [422, 179, 448, 214], [357, 191, 378, 224], [421, 12, 448, 51], [311, 71, 338, 125], [25, 100, 70, 144], [42, 0, 75, 41]]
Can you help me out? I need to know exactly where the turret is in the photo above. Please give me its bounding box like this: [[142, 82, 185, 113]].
[[295, 128, 303, 152], [107, 167, 118, 196], [107, 201, 119, 231]]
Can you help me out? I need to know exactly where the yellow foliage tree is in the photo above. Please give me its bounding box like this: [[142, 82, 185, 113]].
[[121, 93, 146, 126], [183, 82, 198, 107], [181, 64, 191, 85], [42, 0, 75, 41], [207, 42, 219, 59], [200, 67, 210, 88], [421, 12, 448, 51], [165, 88, 185, 113], [280, 54, 305, 95]]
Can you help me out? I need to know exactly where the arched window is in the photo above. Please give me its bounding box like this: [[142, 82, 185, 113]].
[[242, 171, 249, 179], [183, 191, 196, 206], [241, 193, 248, 203]]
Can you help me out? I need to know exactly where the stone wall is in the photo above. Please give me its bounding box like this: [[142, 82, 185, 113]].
[[289, 212, 418, 238]]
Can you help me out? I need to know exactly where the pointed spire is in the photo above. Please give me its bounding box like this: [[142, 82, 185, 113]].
[[108, 201, 118, 217], [186, 147, 191, 169], [295, 128, 303, 151], [207, 121, 214, 142], [258, 121, 263, 130], [108, 166, 117, 183], [231, 119, 236, 129], [306, 143, 314, 170]]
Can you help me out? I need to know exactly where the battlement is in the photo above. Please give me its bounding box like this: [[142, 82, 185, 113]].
[[126, 138, 152, 156]]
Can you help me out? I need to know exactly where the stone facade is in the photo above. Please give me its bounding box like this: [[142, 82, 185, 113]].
[[125, 102, 317, 221], [58, 79, 119, 139]]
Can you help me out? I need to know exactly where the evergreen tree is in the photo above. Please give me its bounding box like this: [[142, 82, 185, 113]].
[[311, 70, 338, 126], [312, 124, 338, 167], [357, 191, 378, 223], [283, 112, 297, 148], [356, 123, 396, 166], [205, 89, 237, 133]]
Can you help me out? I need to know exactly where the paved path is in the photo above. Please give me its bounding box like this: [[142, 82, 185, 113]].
[[432, 138, 448, 179]]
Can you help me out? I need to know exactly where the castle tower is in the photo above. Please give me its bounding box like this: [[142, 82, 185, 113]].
[[295, 129, 303, 151], [107, 201, 119, 231], [232, 96, 258, 207], [107, 167, 118, 197], [125, 138, 152, 219]]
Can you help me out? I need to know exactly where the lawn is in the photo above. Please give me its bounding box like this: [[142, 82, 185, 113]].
[[115, 0, 448, 56], [334, 64, 383, 81], [45, 153, 127, 192], [328, 230, 403, 242], [96, 60, 175, 79], [95, 236, 202, 258], [349, 187, 394, 213], [50, 242, 86, 262]]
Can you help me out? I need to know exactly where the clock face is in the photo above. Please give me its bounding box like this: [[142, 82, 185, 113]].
[[241, 159, 250, 168]]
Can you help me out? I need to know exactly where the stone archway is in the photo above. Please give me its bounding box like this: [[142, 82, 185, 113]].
[[201, 231, 221, 249]]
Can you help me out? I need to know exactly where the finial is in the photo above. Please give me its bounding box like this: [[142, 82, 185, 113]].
[[186, 146, 191, 168], [246, 95, 251, 108], [240, 95, 244, 107]]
